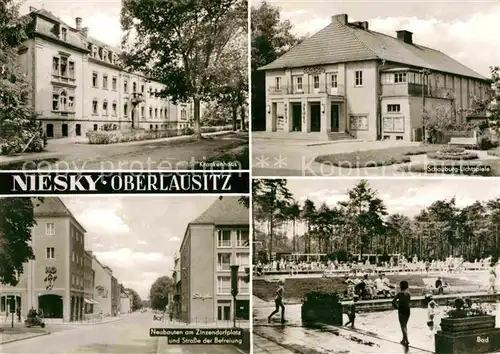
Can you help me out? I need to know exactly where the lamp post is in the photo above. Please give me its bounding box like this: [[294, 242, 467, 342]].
[[230, 264, 239, 328]]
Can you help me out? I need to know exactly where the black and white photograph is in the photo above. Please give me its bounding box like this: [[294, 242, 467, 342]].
[[0, 0, 248, 171], [252, 178, 500, 354], [0, 195, 250, 353], [251, 0, 500, 176]]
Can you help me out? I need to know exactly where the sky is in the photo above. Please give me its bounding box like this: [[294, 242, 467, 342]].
[[60, 196, 218, 300], [265, 0, 500, 78], [286, 178, 500, 217]]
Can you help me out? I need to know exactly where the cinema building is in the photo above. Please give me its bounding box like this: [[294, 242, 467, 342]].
[[179, 197, 250, 324], [260, 14, 490, 141], [18, 7, 193, 139]]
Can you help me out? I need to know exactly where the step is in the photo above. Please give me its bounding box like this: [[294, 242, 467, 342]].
[[327, 132, 355, 141]]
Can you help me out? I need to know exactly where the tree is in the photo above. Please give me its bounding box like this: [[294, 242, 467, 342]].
[[0, 197, 42, 285], [472, 66, 500, 128], [121, 0, 247, 137], [284, 201, 301, 252], [253, 179, 293, 258], [149, 276, 173, 311], [251, 1, 303, 130], [0, 1, 45, 154], [124, 288, 142, 311], [300, 199, 316, 254]]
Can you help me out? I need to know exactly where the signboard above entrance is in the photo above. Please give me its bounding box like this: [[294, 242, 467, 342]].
[[304, 66, 325, 75]]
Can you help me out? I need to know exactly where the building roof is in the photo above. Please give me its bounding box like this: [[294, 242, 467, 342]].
[[190, 196, 249, 226], [34, 197, 87, 232], [260, 15, 487, 81]]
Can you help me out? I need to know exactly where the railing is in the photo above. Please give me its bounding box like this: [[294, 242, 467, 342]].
[[381, 83, 455, 99], [269, 84, 345, 96]]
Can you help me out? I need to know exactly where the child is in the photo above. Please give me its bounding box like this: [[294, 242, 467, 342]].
[[426, 295, 438, 332], [344, 295, 358, 328], [392, 280, 411, 347]]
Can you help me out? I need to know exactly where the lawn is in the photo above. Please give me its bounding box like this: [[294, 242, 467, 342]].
[[314, 145, 444, 168]]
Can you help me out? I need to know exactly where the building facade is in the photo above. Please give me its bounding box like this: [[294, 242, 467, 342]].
[[91, 256, 112, 317], [18, 7, 193, 139], [261, 14, 490, 141], [179, 197, 250, 324], [111, 276, 119, 316], [172, 253, 181, 318], [119, 285, 132, 314], [0, 198, 90, 322], [83, 250, 97, 316]]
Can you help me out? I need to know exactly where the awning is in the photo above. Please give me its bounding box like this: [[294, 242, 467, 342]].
[[84, 298, 92, 304], [90, 299, 99, 304]]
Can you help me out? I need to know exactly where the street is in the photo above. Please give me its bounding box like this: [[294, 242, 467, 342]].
[[1, 312, 246, 354], [0, 133, 248, 171]]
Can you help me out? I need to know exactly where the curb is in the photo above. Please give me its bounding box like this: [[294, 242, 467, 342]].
[[49, 317, 122, 326], [0, 331, 50, 345]]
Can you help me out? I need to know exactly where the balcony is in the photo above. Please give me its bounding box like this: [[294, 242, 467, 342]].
[[269, 84, 345, 96], [381, 83, 455, 99]]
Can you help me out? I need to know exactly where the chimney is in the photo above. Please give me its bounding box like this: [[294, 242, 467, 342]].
[[396, 30, 413, 44], [81, 27, 88, 37], [29, 6, 37, 12], [361, 21, 369, 30], [332, 14, 348, 25], [75, 17, 82, 31]]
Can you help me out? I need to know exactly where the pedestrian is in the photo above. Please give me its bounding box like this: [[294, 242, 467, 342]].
[[392, 280, 411, 347], [16, 307, 21, 323], [268, 280, 285, 323], [425, 294, 438, 332], [344, 295, 358, 328], [488, 265, 496, 294]]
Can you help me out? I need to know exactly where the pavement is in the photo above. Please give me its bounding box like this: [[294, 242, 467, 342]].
[[0, 131, 247, 171], [0, 311, 248, 354]]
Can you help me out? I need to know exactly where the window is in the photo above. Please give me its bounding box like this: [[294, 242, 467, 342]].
[[112, 77, 117, 90], [69, 61, 75, 79], [123, 80, 128, 93], [92, 100, 98, 115], [92, 72, 98, 88], [103, 100, 108, 115], [217, 230, 231, 247], [46, 223, 55, 235], [112, 102, 117, 115], [236, 253, 249, 266], [92, 46, 98, 58], [331, 74, 338, 88], [52, 93, 59, 111], [355, 71, 363, 86], [61, 27, 67, 41], [68, 96, 74, 110], [238, 277, 249, 294], [72, 251, 75, 262], [387, 104, 401, 113], [394, 72, 407, 83], [236, 229, 249, 247], [60, 90, 67, 111], [275, 77, 281, 90], [52, 57, 59, 75], [155, 108, 158, 118], [133, 82, 137, 93], [217, 253, 231, 271], [46, 247, 55, 259], [296, 76, 303, 90], [141, 106, 145, 118], [103, 75, 108, 89], [149, 107, 153, 118], [154, 89, 158, 97], [124, 103, 128, 117], [60, 57, 68, 77], [181, 108, 187, 120], [217, 276, 231, 294], [313, 75, 320, 89], [141, 85, 145, 93]]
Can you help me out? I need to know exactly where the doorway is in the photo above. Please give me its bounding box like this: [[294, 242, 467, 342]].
[[46, 124, 54, 138], [310, 103, 321, 132], [38, 294, 63, 318], [291, 103, 302, 131], [75, 124, 81, 136], [217, 300, 231, 321], [331, 104, 339, 132], [62, 124, 68, 137]]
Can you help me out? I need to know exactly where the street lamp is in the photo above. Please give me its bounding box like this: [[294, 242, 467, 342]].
[[230, 264, 239, 328]]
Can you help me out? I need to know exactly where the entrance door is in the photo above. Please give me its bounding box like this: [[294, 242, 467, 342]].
[[310, 104, 321, 132], [331, 104, 339, 132], [217, 301, 231, 321], [75, 124, 81, 136], [46, 124, 54, 138], [292, 104, 302, 131], [62, 124, 68, 137]]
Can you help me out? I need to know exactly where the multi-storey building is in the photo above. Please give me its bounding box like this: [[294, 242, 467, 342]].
[[111, 276, 120, 316], [260, 14, 490, 141], [179, 196, 250, 323], [119, 285, 132, 314], [18, 7, 193, 138], [0, 198, 91, 322], [83, 250, 96, 316], [91, 256, 112, 316], [172, 253, 181, 318]]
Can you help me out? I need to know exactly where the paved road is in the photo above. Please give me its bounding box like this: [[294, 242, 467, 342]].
[[1, 312, 245, 354], [0, 133, 248, 171]]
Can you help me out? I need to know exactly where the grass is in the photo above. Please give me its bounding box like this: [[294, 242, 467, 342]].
[[0, 158, 59, 170], [192, 134, 249, 170], [314, 145, 444, 168]]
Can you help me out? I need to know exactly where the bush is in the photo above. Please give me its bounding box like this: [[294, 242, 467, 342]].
[[427, 152, 479, 160], [478, 135, 499, 150], [87, 129, 181, 144], [438, 147, 466, 154]]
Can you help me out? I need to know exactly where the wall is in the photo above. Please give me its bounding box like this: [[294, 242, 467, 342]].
[[180, 229, 191, 322], [92, 258, 112, 316], [380, 98, 410, 141]]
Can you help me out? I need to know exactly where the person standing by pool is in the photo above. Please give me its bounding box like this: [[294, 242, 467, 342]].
[[392, 280, 411, 347], [488, 263, 497, 294], [344, 295, 358, 328], [268, 280, 286, 323], [425, 294, 438, 333]]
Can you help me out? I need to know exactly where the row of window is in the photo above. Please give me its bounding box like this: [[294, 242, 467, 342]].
[[217, 229, 250, 248], [217, 276, 249, 294], [91, 99, 169, 119], [53, 55, 75, 79], [72, 273, 84, 288], [275, 71, 363, 90], [217, 253, 249, 271], [92, 72, 163, 99]]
